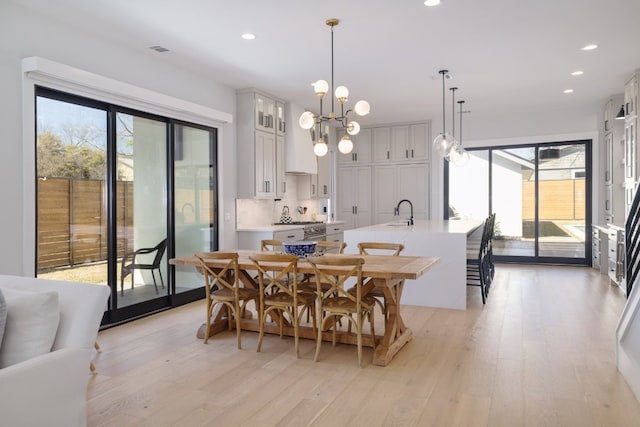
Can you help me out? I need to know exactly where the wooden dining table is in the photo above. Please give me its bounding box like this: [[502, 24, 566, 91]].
[[170, 250, 439, 366]]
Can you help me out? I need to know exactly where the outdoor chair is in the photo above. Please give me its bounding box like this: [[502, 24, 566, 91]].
[[120, 238, 167, 296]]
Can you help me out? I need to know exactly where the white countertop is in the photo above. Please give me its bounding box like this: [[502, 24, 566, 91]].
[[236, 225, 304, 232], [350, 219, 482, 235]]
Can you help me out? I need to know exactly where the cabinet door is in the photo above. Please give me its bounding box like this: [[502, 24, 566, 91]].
[[276, 135, 286, 197], [338, 167, 356, 229], [338, 128, 372, 164], [373, 127, 392, 162], [390, 126, 410, 161], [276, 101, 286, 136], [255, 130, 276, 198], [317, 153, 331, 198], [626, 119, 637, 181], [397, 163, 429, 219], [409, 123, 429, 161], [255, 93, 276, 133], [626, 75, 637, 118], [374, 165, 397, 223], [354, 167, 372, 227], [605, 132, 613, 185]]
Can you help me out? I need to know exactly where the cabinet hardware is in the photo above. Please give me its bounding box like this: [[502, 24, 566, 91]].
[[411, 149, 414, 158], [406, 149, 409, 158], [283, 182, 286, 193], [355, 206, 358, 214], [287, 234, 295, 239], [323, 185, 328, 195], [387, 151, 390, 160], [312, 184, 316, 194]]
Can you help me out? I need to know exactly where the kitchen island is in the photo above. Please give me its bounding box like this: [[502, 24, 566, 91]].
[[344, 219, 482, 310]]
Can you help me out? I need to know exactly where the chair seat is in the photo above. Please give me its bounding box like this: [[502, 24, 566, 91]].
[[264, 291, 315, 307], [323, 296, 373, 314]]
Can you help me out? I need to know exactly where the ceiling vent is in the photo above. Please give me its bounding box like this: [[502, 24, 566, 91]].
[[148, 45, 171, 53]]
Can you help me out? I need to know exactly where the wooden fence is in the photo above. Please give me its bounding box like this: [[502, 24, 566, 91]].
[[37, 178, 133, 270], [522, 179, 585, 220]]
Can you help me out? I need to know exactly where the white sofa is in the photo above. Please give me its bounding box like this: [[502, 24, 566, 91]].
[[0, 275, 110, 427]]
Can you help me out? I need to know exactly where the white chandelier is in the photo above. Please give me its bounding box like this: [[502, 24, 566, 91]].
[[298, 19, 371, 157]]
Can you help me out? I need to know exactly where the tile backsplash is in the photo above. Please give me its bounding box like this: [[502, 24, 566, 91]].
[[236, 175, 323, 228]]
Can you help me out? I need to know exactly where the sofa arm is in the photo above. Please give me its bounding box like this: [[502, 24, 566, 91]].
[[0, 347, 92, 427]]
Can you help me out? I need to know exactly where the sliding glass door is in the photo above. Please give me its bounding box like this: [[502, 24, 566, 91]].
[[447, 140, 591, 264], [35, 87, 218, 325]]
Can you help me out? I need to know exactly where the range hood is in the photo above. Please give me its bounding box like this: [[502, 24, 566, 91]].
[[284, 102, 317, 174]]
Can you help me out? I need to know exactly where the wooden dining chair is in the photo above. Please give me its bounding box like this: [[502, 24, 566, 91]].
[[351, 242, 405, 320], [307, 255, 375, 367], [249, 253, 316, 358], [261, 239, 283, 252], [195, 252, 259, 349]]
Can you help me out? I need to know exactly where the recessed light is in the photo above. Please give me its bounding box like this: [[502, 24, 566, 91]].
[[571, 70, 584, 76], [241, 33, 256, 40], [564, 89, 574, 94], [424, 0, 441, 6], [581, 44, 598, 51]]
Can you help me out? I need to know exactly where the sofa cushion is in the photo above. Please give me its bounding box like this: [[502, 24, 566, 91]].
[[0, 289, 6, 350], [0, 288, 60, 368]]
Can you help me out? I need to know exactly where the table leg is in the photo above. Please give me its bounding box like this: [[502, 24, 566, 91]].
[[372, 278, 412, 366]]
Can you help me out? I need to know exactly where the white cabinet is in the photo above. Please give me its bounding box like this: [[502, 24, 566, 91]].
[[337, 128, 372, 164], [601, 95, 625, 227], [325, 222, 345, 244], [372, 127, 393, 162], [608, 225, 626, 293], [370, 124, 430, 163], [237, 89, 287, 199], [297, 173, 318, 200], [625, 73, 638, 120], [317, 153, 331, 198], [255, 93, 276, 133], [373, 163, 429, 224], [254, 130, 277, 198], [338, 166, 372, 230]]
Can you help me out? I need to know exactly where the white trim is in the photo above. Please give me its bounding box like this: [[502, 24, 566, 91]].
[[22, 57, 232, 127], [616, 280, 640, 401]]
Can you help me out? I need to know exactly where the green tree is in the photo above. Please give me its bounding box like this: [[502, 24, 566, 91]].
[[37, 131, 107, 179]]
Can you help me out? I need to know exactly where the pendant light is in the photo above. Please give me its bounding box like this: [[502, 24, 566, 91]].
[[432, 69, 455, 157], [447, 86, 460, 160], [299, 18, 371, 157], [450, 100, 470, 166]]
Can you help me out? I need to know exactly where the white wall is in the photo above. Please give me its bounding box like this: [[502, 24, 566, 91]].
[[0, 2, 237, 275]]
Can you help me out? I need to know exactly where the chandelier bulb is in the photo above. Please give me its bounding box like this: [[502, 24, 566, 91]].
[[299, 111, 315, 130], [347, 121, 360, 136], [432, 132, 455, 157], [353, 100, 370, 116], [314, 80, 329, 97], [335, 85, 349, 103], [338, 135, 354, 154], [314, 140, 329, 157]]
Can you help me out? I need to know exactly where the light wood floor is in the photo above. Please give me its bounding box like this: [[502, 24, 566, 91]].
[[87, 264, 640, 426]]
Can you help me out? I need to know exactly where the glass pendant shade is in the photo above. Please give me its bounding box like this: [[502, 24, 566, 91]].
[[338, 135, 353, 154], [299, 111, 315, 129], [353, 100, 370, 116], [432, 132, 455, 157], [347, 120, 360, 135], [449, 145, 470, 166], [314, 80, 329, 96], [314, 140, 329, 156]]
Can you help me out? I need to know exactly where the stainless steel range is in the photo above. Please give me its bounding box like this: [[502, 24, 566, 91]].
[[273, 221, 326, 241]]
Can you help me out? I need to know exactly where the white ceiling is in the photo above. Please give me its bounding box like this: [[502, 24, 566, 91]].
[[15, 0, 640, 138]]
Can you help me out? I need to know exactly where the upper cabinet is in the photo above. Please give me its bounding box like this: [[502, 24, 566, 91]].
[[254, 93, 276, 133], [337, 128, 372, 164], [370, 123, 430, 163], [237, 89, 287, 199], [625, 73, 638, 120]]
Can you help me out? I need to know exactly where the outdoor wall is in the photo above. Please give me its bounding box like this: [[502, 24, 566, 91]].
[[0, 1, 237, 275]]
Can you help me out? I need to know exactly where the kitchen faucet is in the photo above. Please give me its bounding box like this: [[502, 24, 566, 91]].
[[394, 199, 414, 225]]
